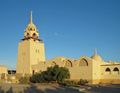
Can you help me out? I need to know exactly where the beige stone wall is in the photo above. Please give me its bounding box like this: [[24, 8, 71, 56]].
[[32, 56, 93, 83], [16, 40, 31, 74], [91, 60, 101, 84], [32, 56, 120, 84], [100, 64, 120, 84], [0, 66, 8, 79], [0, 66, 7, 74], [17, 39, 45, 75], [69, 57, 93, 81]]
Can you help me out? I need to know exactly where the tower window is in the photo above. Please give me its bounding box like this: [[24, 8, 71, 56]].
[[33, 33, 38, 39], [30, 28, 32, 31], [33, 33, 36, 36], [27, 33, 29, 36], [36, 49, 39, 53]]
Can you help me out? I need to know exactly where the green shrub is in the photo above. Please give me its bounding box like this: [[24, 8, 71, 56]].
[[19, 76, 30, 84], [59, 80, 78, 86], [30, 65, 70, 83], [78, 79, 88, 85]]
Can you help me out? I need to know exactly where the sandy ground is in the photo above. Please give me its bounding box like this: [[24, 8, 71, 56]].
[[0, 83, 120, 93]]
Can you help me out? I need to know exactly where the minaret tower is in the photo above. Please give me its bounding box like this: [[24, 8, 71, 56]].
[[16, 12, 45, 75]]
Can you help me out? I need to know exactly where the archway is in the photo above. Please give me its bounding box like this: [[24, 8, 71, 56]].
[[79, 58, 88, 66]]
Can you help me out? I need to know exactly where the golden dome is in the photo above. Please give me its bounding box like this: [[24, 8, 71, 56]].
[[91, 54, 102, 61], [91, 49, 102, 61], [26, 23, 37, 31]]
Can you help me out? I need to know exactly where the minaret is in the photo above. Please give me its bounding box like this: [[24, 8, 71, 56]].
[[17, 12, 45, 75], [23, 11, 40, 41]]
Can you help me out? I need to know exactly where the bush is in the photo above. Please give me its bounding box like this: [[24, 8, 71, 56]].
[[59, 80, 78, 86], [78, 79, 88, 85], [30, 65, 70, 83], [19, 76, 30, 84]]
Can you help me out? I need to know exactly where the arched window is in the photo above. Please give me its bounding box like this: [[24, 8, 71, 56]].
[[79, 58, 88, 66], [30, 28, 32, 31], [105, 68, 111, 74], [27, 33, 30, 37], [113, 67, 119, 71], [65, 60, 72, 67], [33, 33, 36, 36], [105, 68, 111, 72], [33, 33, 38, 38], [113, 67, 119, 74]]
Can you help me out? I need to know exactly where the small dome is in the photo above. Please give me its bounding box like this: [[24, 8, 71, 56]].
[[26, 23, 37, 31], [91, 49, 102, 61], [91, 54, 102, 61]]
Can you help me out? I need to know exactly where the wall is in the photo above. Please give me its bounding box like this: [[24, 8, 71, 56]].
[[0, 66, 8, 79], [16, 40, 30, 74], [100, 64, 120, 84]]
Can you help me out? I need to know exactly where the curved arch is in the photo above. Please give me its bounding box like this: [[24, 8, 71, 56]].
[[105, 68, 111, 72], [32, 33, 38, 39], [33, 33, 36, 36], [65, 60, 72, 67], [30, 28, 32, 31], [27, 33, 30, 36], [79, 58, 88, 66], [113, 67, 119, 71]]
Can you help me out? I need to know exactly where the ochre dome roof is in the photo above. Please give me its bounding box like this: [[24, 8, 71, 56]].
[[91, 49, 102, 61], [91, 54, 102, 61], [26, 23, 37, 31]]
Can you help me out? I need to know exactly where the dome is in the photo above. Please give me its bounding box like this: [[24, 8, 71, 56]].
[[91, 49, 102, 61], [91, 54, 102, 61], [26, 23, 37, 31]]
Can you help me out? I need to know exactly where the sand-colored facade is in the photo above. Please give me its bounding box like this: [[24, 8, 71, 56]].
[[31, 55, 120, 84], [0, 65, 8, 79], [16, 12, 120, 84]]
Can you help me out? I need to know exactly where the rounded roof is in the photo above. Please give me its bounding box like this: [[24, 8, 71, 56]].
[[26, 23, 37, 31], [91, 54, 102, 61]]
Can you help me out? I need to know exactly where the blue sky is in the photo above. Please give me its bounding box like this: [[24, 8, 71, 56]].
[[0, 0, 120, 69]]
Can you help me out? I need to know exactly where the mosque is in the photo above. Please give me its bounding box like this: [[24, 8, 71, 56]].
[[0, 12, 120, 84]]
